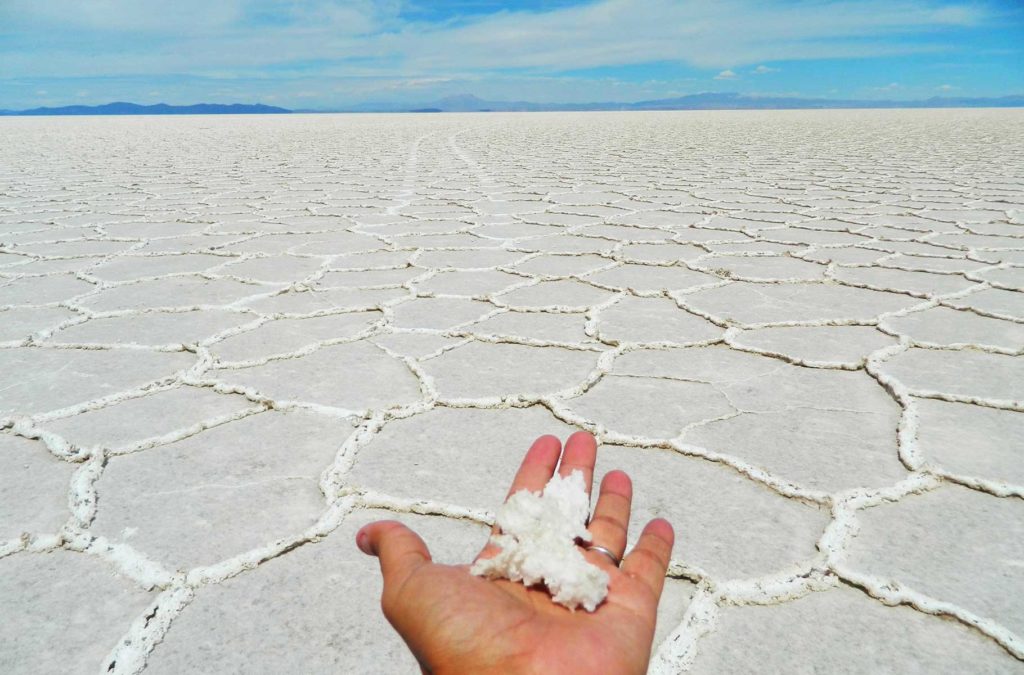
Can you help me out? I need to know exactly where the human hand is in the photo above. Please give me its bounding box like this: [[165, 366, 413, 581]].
[[356, 431, 676, 675]]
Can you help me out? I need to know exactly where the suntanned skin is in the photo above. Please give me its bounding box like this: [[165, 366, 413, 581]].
[[356, 431, 676, 675]]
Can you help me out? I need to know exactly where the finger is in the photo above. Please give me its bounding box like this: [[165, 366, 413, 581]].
[[586, 470, 632, 562], [621, 518, 674, 599], [356, 520, 432, 593], [504, 434, 562, 501], [557, 430, 597, 498], [478, 434, 563, 559]]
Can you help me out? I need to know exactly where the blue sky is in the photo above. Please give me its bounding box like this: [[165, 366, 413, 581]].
[[1, 0, 1021, 109]]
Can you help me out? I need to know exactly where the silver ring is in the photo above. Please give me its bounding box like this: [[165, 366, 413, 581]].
[[585, 544, 621, 567]]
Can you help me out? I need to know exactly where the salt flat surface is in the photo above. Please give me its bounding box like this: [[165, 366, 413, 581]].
[[1, 110, 1022, 674]]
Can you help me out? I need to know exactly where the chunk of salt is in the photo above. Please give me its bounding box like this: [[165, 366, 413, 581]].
[[470, 469, 609, 612]]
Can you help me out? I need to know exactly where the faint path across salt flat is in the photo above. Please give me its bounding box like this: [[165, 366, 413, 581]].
[[1, 110, 1022, 674]]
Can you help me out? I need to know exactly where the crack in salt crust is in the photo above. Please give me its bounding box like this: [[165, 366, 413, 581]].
[[0, 111, 1022, 672]]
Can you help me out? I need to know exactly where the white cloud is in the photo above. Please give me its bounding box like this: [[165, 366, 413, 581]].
[[0, 0, 1001, 108], [392, 0, 987, 72], [0, 0, 399, 35], [1, 0, 245, 33], [0, 0, 992, 80], [936, 83, 958, 91]]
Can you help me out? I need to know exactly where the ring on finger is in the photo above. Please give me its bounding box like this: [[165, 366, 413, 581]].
[[585, 543, 621, 567]]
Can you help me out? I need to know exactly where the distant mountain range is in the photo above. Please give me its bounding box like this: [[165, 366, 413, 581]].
[[326, 92, 1024, 113], [0, 102, 291, 116], [2, 93, 1022, 116]]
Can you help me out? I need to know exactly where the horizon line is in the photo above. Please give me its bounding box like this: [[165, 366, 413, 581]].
[[3, 93, 1024, 116]]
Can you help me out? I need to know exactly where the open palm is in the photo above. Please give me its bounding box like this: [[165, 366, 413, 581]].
[[356, 431, 676, 675]]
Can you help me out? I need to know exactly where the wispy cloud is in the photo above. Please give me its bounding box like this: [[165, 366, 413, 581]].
[[0, 0, 1015, 108], [0, 0, 991, 78]]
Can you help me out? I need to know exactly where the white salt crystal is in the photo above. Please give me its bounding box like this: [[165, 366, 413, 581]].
[[470, 469, 609, 612]]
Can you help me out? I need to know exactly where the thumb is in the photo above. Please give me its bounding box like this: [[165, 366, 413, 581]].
[[356, 520, 432, 591]]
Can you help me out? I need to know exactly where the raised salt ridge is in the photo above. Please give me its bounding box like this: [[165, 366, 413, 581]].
[[471, 470, 609, 612], [1, 111, 1021, 673]]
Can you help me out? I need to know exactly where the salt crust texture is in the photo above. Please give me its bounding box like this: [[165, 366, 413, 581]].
[[471, 469, 609, 611], [0, 111, 1022, 674]]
